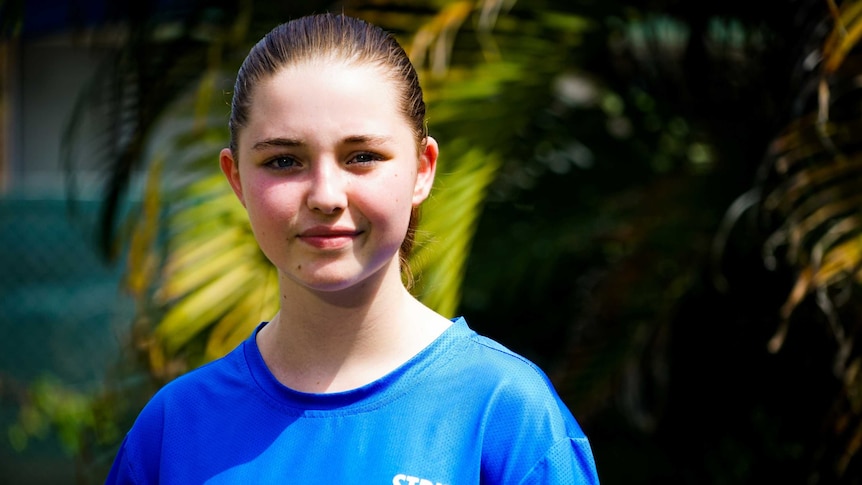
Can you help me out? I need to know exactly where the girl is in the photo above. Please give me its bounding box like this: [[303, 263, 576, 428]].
[[106, 13, 600, 484]]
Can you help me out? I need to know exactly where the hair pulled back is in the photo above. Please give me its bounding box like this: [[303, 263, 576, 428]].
[[229, 13, 426, 153]]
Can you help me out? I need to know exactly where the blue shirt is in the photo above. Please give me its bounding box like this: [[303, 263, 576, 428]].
[[106, 317, 600, 484]]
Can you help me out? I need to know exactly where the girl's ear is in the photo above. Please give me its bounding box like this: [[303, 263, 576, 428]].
[[219, 148, 246, 207], [412, 136, 438, 205]]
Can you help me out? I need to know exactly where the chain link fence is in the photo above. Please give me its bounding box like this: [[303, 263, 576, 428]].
[[0, 195, 134, 484]]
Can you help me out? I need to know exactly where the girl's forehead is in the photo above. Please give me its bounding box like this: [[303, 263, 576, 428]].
[[239, 61, 413, 145], [253, 62, 398, 111], [249, 62, 397, 110]]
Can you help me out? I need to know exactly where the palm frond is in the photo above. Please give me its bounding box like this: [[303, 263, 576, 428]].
[[758, 0, 862, 353], [732, 2, 862, 479], [411, 140, 500, 317]]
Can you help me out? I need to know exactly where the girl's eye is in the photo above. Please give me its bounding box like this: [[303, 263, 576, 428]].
[[265, 156, 299, 169], [350, 152, 381, 165]]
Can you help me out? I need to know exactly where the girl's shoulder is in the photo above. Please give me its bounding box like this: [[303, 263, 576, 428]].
[[446, 318, 574, 416]]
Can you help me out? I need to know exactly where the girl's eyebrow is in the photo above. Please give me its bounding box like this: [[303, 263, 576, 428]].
[[343, 134, 393, 145], [252, 137, 303, 151], [251, 134, 393, 151], [251, 138, 303, 151]]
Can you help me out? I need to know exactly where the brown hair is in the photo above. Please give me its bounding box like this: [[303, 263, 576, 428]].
[[227, 13, 428, 283]]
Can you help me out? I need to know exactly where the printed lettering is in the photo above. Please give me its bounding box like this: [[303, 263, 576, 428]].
[[392, 474, 448, 485]]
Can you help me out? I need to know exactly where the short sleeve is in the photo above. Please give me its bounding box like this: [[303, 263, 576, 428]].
[[104, 436, 138, 485], [518, 437, 600, 485]]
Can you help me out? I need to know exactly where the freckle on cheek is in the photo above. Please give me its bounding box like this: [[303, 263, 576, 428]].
[[296, 264, 302, 271]]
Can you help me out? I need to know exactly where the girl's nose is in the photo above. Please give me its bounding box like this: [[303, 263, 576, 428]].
[[306, 161, 348, 214]]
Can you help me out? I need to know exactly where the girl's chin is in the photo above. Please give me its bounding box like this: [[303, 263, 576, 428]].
[[279, 261, 397, 294], [281, 266, 367, 291]]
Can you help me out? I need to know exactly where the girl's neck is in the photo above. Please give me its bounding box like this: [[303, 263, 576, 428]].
[[256, 270, 451, 394]]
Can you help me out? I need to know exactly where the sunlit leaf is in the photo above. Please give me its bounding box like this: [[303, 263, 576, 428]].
[[157, 240, 261, 303], [204, 267, 279, 361], [155, 261, 262, 353]]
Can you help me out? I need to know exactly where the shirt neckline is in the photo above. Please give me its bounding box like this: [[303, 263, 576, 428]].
[[242, 316, 470, 415]]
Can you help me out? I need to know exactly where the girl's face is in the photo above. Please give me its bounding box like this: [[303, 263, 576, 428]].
[[220, 62, 437, 294]]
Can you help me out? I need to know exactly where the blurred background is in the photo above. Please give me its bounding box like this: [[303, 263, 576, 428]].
[[2, 0, 862, 483]]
